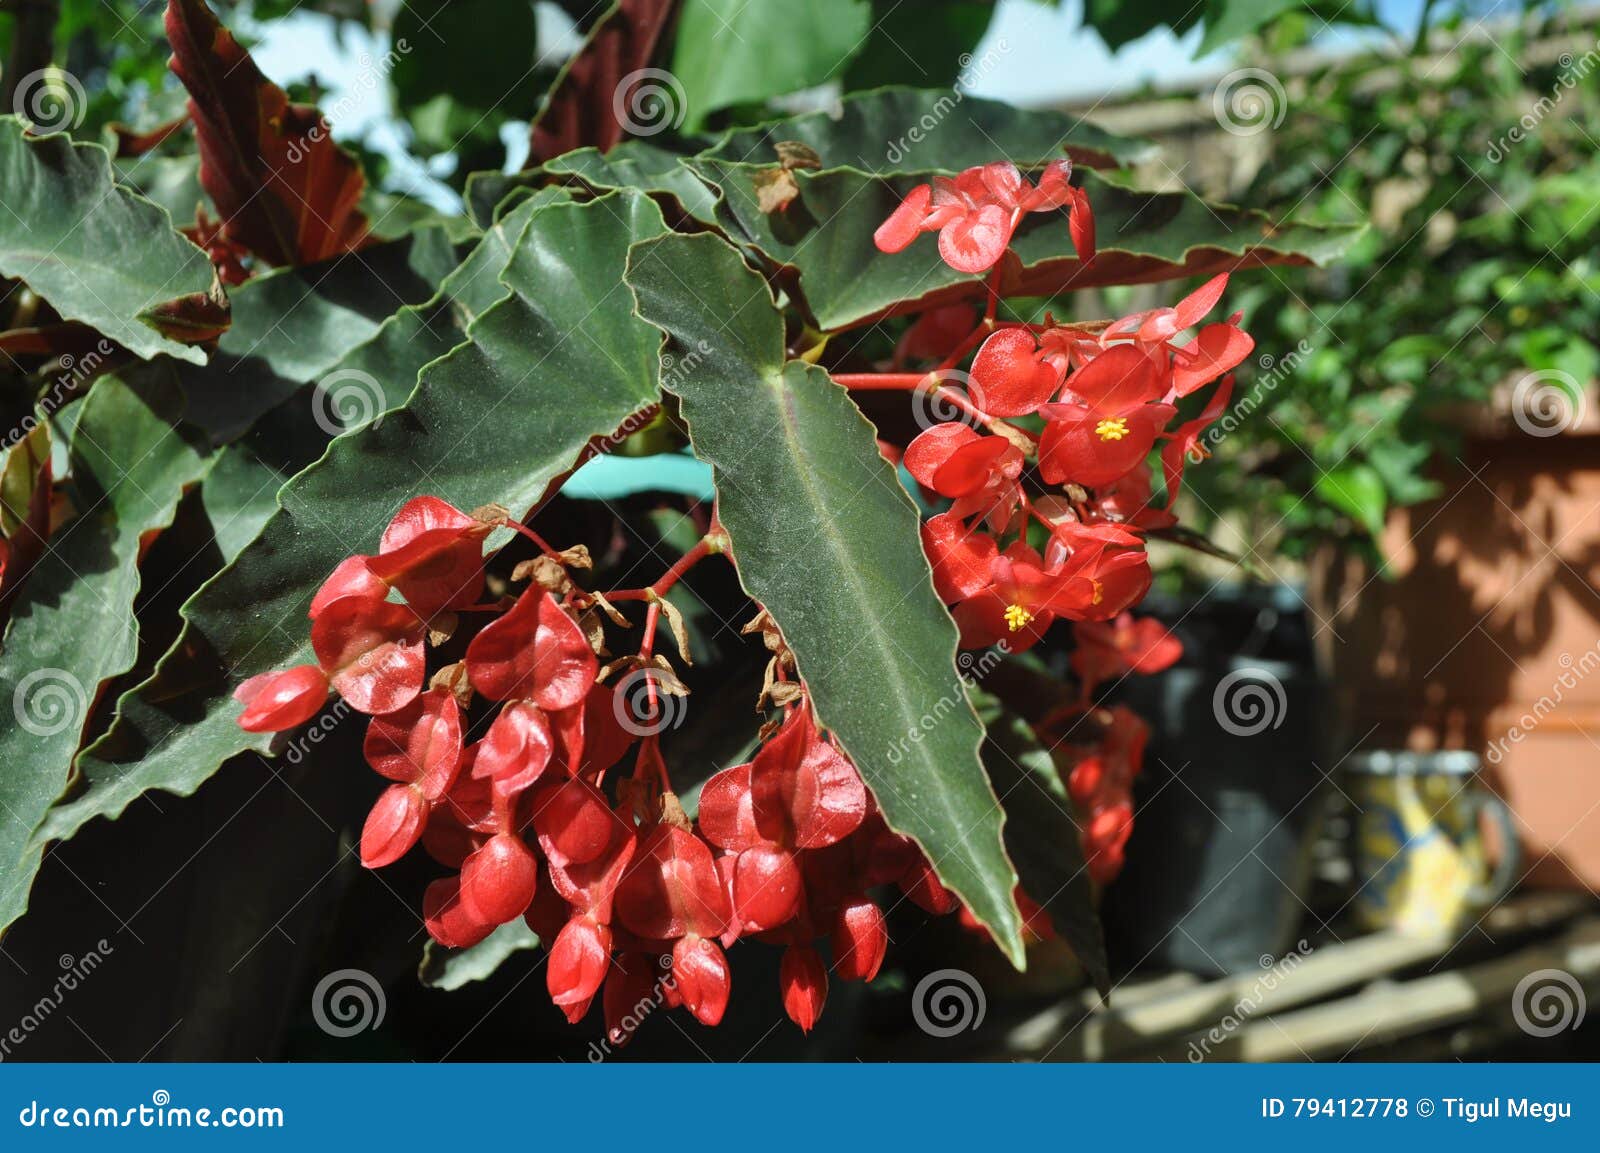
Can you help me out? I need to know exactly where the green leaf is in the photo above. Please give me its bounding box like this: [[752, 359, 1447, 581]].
[[699, 161, 1365, 331], [976, 696, 1108, 991], [671, 0, 873, 130], [419, 919, 541, 990], [8, 192, 672, 934], [469, 144, 723, 229], [625, 230, 1026, 965], [842, 2, 997, 92], [0, 117, 222, 363], [0, 372, 209, 935], [704, 87, 1148, 172], [1315, 462, 1387, 538]]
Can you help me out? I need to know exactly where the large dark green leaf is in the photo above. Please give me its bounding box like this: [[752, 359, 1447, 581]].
[[671, 0, 873, 130], [626, 230, 1026, 965], [180, 227, 464, 442], [8, 192, 672, 933], [703, 87, 1148, 172], [842, 2, 997, 92], [0, 117, 222, 363], [469, 145, 722, 229], [700, 161, 1365, 331], [976, 695, 1108, 992], [0, 374, 209, 933]]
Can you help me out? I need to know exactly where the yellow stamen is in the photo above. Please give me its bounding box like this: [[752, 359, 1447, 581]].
[[1091, 581, 1104, 606], [1095, 417, 1130, 442], [1004, 603, 1034, 631]]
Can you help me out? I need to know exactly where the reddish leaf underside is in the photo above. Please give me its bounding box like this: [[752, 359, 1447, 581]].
[[165, 0, 371, 268], [527, 0, 678, 165]]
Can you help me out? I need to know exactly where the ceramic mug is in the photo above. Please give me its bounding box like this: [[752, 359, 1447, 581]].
[[1346, 751, 1519, 935]]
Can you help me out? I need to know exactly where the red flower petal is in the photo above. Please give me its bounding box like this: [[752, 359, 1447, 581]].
[[920, 513, 999, 603], [931, 435, 1014, 499], [755, 734, 867, 851], [234, 664, 328, 732], [360, 782, 427, 867], [873, 183, 933, 254], [533, 777, 617, 867], [1062, 342, 1168, 412], [466, 587, 598, 710], [1021, 158, 1073, 211], [547, 813, 636, 921], [472, 700, 554, 796], [423, 876, 494, 948], [460, 832, 539, 925], [1172, 323, 1253, 397], [938, 202, 1014, 273], [731, 844, 802, 931], [362, 687, 463, 798], [1068, 185, 1096, 263], [309, 556, 385, 620], [971, 327, 1059, 416], [614, 824, 731, 941], [903, 422, 978, 490], [380, 496, 478, 553], [831, 896, 888, 982], [698, 762, 761, 853], [671, 934, 731, 1027], [1172, 272, 1230, 330], [310, 595, 424, 714], [548, 915, 612, 1007], [780, 944, 828, 1032]]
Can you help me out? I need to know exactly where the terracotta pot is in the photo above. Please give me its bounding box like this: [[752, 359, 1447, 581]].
[[1309, 426, 1600, 890]]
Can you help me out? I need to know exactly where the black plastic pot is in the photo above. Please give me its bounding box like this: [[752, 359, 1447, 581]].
[[1098, 585, 1329, 978]]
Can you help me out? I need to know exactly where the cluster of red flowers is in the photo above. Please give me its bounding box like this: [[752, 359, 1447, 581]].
[[875, 160, 1253, 881], [235, 497, 964, 1041]]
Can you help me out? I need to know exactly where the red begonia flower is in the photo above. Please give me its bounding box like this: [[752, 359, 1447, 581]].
[[367, 496, 492, 617], [460, 832, 540, 925], [1072, 613, 1183, 695], [548, 914, 612, 1011], [779, 944, 828, 1032], [874, 160, 1087, 274], [362, 687, 464, 800], [614, 823, 732, 941], [310, 594, 425, 714], [830, 895, 888, 982], [472, 700, 554, 795], [533, 776, 617, 867], [920, 512, 998, 603], [234, 664, 329, 731], [423, 876, 493, 949], [1038, 343, 1177, 489], [360, 782, 428, 867], [969, 326, 1062, 416], [466, 586, 597, 710], [672, 934, 732, 1027]]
